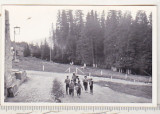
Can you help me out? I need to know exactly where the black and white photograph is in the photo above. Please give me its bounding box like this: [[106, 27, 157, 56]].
[[2, 5, 157, 105]]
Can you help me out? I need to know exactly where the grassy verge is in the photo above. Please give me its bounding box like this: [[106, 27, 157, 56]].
[[95, 81, 152, 99], [13, 56, 151, 83]]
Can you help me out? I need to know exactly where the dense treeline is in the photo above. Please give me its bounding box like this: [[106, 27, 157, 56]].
[[23, 43, 31, 57], [28, 10, 152, 76]]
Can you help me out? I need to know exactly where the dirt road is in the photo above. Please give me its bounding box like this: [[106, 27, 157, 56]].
[[6, 70, 151, 103]]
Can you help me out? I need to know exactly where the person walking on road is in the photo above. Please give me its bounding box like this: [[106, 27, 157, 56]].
[[64, 76, 70, 95], [83, 76, 88, 92], [72, 72, 77, 85], [75, 76, 79, 85], [69, 80, 75, 97], [75, 80, 83, 97], [89, 78, 93, 94]]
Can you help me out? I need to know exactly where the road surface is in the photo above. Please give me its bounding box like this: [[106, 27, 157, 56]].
[[6, 70, 151, 103]]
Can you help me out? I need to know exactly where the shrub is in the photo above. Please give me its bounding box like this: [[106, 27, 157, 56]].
[[52, 78, 64, 102]]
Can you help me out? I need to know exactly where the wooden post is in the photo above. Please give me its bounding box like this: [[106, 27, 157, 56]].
[[43, 65, 44, 71], [69, 67, 70, 73], [50, 47, 51, 62], [125, 74, 127, 79], [76, 68, 78, 74], [101, 70, 103, 76]]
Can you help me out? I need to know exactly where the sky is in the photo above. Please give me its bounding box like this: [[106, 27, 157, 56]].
[[3, 6, 154, 44]]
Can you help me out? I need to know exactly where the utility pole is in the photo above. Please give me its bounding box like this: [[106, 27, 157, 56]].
[[92, 37, 95, 67], [49, 32, 52, 62], [50, 43, 51, 62], [14, 28, 16, 60], [49, 23, 54, 62]]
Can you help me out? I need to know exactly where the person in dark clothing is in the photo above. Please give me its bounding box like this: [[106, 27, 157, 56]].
[[75, 81, 83, 97], [83, 76, 88, 91], [69, 80, 75, 97], [64, 76, 70, 95], [72, 73, 77, 85], [89, 78, 93, 94]]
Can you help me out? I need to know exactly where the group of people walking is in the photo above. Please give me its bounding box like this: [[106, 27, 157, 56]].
[[64, 73, 93, 98]]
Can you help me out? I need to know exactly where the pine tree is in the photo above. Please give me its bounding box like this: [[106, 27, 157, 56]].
[[104, 10, 119, 68], [66, 10, 76, 63], [51, 9, 152, 76], [115, 11, 132, 73], [75, 10, 84, 65], [94, 11, 104, 67], [80, 28, 93, 65], [40, 39, 50, 61], [140, 12, 152, 75], [54, 10, 69, 63]]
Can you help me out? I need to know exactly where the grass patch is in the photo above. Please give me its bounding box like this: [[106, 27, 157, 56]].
[[95, 81, 152, 99], [13, 56, 151, 83]]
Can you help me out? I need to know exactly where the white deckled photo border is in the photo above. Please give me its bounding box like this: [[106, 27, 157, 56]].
[[0, 5, 157, 107]]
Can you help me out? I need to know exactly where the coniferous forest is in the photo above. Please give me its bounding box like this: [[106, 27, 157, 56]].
[[26, 10, 152, 76]]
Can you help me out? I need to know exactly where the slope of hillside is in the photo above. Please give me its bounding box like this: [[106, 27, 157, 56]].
[[13, 56, 151, 83]]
